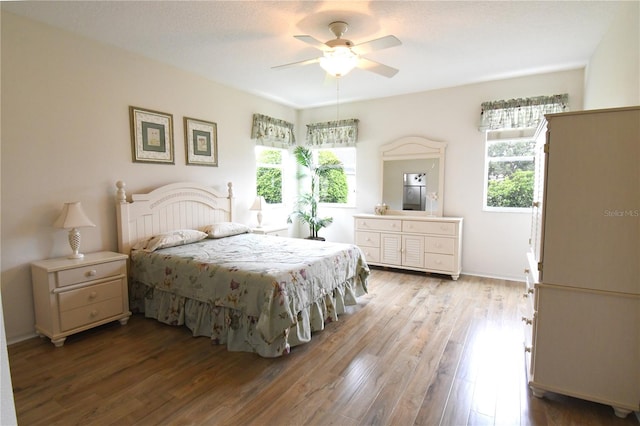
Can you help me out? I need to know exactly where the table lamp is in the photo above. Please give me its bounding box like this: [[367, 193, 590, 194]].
[[54, 201, 96, 259], [249, 196, 266, 228]]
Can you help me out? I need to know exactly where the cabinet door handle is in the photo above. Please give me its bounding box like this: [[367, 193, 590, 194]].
[[524, 346, 532, 353]]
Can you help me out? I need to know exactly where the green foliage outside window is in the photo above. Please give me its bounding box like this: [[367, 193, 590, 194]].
[[486, 139, 535, 208], [487, 168, 534, 208], [317, 151, 348, 203], [256, 149, 282, 204]]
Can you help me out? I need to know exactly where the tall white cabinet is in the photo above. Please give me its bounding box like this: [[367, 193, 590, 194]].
[[524, 107, 640, 418]]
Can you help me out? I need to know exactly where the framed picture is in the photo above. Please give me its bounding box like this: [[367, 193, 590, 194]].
[[129, 106, 174, 164], [184, 117, 218, 167]]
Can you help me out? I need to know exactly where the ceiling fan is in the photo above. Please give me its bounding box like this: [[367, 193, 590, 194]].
[[273, 21, 401, 78]]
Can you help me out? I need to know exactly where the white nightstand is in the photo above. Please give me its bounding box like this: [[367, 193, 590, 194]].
[[31, 251, 131, 347], [251, 224, 288, 237]]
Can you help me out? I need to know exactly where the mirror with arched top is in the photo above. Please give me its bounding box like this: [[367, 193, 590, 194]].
[[380, 136, 447, 216]]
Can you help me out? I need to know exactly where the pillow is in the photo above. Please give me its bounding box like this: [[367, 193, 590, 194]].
[[202, 222, 250, 239], [132, 229, 207, 252]]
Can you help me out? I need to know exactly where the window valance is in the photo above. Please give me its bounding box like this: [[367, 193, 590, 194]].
[[479, 94, 568, 131], [251, 113, 296, 148], [306, 118, 359, 148]]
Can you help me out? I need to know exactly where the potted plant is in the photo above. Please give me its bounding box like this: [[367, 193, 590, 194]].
[[288, 146, 333, 240]]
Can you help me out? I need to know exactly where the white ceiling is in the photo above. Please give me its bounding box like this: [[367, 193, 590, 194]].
[[2, 1, 623, 109]]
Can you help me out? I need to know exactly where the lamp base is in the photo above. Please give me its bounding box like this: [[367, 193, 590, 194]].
[[68, 228, 85, 260]]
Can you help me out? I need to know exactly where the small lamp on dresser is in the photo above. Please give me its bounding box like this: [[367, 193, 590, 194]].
[[250, 196, 266, 228], [54, 201, 96, 259]]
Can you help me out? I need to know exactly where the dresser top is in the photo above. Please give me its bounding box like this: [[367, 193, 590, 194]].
[[354, 213, 463, 223], [31, 251, 128, 272]]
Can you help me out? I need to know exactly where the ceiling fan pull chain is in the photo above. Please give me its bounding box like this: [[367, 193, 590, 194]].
[[336, 78, 340, 121]]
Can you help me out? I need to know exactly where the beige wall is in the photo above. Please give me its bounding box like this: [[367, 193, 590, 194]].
[[584, 1, 640, 109], [0, 12, 295, 341]]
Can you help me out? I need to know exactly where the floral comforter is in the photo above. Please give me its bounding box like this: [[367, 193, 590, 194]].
[[129, 233, 369, 357]]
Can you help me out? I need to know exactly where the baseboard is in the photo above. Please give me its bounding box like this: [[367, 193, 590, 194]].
[[461, 270, 526, 283], [7, 332, 37, 346]]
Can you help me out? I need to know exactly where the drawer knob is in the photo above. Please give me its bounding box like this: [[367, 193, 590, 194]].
[[435, 243, 442, 248], [89, 291, 97, 299], [90, 310, 98, 318], [86, 269, 97, 277]]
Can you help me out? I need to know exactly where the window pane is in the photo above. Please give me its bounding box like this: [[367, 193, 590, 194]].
[[255, 147, 283, 204], [316, 148, 356, 205], [488, 140, 535, 158], [486, 160, 534, 208]]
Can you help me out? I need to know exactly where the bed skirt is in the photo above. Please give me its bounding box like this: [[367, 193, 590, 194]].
[[129, 276, 365, 357]]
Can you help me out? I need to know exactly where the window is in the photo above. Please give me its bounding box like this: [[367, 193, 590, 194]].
[[314, 147, 356, 206], [255, 146, 284, 204], [483, 131, 535, 211]]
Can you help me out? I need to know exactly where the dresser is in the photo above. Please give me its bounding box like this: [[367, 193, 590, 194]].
[[31, 251, 131, 347], [524, 107, 640, 418], [354, 214, 462, 280]]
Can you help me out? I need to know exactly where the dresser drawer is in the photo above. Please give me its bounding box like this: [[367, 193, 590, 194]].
[[403, 221, 456, 236], [360, 246, 380, 263], [58, 279, 123, 312], [425, 236, 455, 255], [355, 218, 401, 232], [56, 260, 126, 288], [425, 253, 455, 272], [356, 231, 380, 248], [59, 297, 124, 332]]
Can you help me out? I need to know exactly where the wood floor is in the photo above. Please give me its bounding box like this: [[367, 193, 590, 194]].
[[8, 269, 638, 425]]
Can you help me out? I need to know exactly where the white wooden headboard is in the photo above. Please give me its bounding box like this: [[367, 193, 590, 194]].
[[115, 181, 234, 254]]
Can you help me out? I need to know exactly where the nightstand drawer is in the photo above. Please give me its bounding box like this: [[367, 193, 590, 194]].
[[425, 236, 454, 255], [59, 297, 123, 331], [58, 279, 123, 312], [57, 260, 126, 288]]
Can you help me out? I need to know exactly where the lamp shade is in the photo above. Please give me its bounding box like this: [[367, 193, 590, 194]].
[[54, 202, 96, 229], [250, 196, 266, 211], [319, 46, 359, 77]]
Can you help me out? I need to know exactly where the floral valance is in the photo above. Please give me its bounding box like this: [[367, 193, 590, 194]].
[[479, 94, 569, 131], [306, 118, 359, 148], [251, 113, 296, 148]]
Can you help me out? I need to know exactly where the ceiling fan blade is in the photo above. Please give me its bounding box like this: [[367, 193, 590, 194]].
[[272, 57, 320, 70], [357, 57, 399, 78], [353, 35, 401, 55], [294, 35, 329, 51]]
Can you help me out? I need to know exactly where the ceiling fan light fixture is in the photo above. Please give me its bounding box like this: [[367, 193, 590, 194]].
[[319, 46, 358, 77]]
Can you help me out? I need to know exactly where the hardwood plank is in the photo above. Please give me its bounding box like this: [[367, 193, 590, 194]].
[[8, 270, 639, 426]]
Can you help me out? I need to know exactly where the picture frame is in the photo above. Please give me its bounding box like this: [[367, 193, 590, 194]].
[[129, 106, 174, 164], [184, 117, 218, 167]]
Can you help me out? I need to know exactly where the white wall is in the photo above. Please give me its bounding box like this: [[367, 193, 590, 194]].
[[0, 12, 296, 342], [584, 1, 640, 109], [300, 70, 585, 280]]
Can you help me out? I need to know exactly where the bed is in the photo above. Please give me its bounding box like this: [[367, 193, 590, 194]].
[[115, 181, 369, 357]]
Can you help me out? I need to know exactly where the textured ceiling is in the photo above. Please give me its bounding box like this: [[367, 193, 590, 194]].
[[2, 1, 623, 108]]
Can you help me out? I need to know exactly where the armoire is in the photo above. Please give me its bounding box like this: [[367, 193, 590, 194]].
[[523, 106, 639, 418]]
